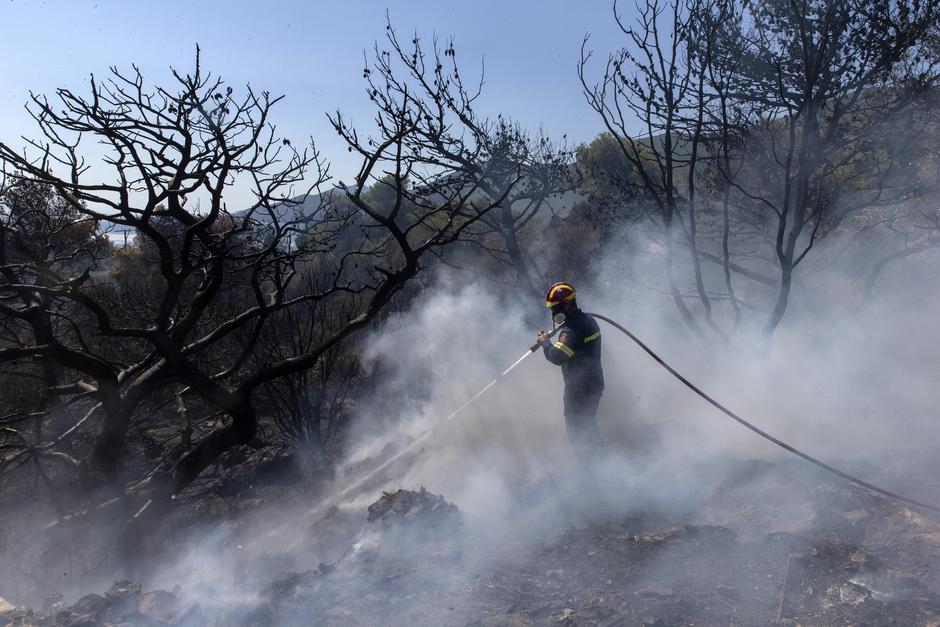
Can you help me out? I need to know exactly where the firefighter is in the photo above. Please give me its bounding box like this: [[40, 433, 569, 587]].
[[536, 282, 605, 459]]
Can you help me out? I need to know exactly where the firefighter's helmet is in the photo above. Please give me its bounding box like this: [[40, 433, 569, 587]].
[[545, 282, 577, 308]]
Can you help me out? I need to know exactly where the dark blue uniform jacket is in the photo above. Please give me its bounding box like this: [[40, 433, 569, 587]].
[[543, 309, 604, 396]]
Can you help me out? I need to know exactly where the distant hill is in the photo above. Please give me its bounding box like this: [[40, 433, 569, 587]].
[[237, 186, 350, 226]]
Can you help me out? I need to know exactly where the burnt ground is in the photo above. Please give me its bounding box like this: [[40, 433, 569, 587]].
[[5, 456, 940, 626], [239, 472, 940, 627]]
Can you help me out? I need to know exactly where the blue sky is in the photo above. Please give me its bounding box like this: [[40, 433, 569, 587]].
[[1, 0, 628, 205]]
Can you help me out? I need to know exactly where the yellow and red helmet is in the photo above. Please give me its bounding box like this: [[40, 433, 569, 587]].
[[545, 281, 577, 308]]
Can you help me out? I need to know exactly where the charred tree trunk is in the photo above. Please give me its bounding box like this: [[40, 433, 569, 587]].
[[499, 205, 538, 297], [84, 395, 136, 483], [764, 102, 819, 340], [169, 401, 258, 495], [664, 204, 699, 331]]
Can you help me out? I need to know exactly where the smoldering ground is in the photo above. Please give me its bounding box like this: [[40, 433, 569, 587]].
[[3, 228, 940, 624]]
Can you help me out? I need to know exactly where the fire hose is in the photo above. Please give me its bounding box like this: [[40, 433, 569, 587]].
[[585, 312, 940, 514], [316, 311, 940, 519]]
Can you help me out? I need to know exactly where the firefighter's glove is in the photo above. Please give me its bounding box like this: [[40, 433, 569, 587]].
[[536, 330, 551, 347]]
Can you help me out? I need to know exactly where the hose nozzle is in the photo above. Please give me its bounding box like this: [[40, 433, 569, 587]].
[[529, 312, 566, 352]]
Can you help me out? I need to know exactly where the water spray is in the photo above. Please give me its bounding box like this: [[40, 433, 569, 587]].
[[303, 317, 566, 523]]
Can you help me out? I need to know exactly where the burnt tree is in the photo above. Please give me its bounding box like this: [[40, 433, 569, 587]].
[[580, 0, 727, 337], [722, 0, 939, 338], [0, 33, 520, 537]]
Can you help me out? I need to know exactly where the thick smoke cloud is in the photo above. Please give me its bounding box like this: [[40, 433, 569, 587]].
[[3, 220, 938, 619], [340, 228, 940, 540]]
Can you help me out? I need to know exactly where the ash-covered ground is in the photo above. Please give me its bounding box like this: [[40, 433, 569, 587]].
[[5, 450, 940, 627]]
